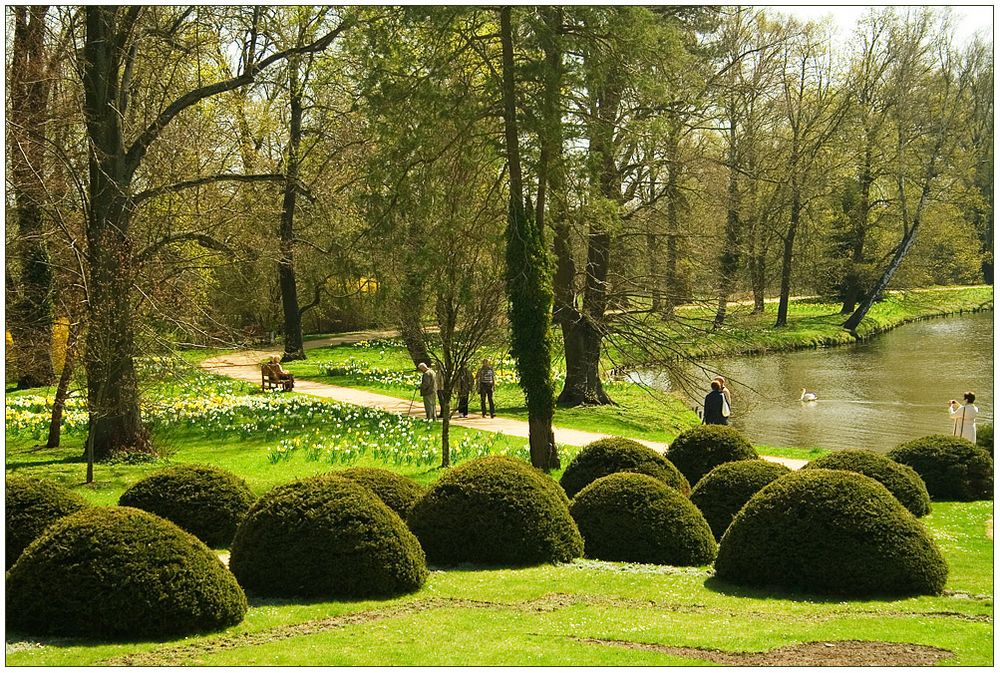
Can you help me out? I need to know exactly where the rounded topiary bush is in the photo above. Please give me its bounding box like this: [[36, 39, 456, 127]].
[[6, 507, 247, 639], [569, 472, 716, 566], [715, 470, 948, 597], [6, 475, 89, 569], [559, 436, 690, 499], [333, 467, 426, 519], [803, 450, 931, 517], [229, 475, 427, 598], [689, 460, 791, 540], [888, 435, 993, 501], [667, 425, 758, 485], [408, 456, 583, 566], [118, 464, 255, 548], [976, 423, 993, 458]]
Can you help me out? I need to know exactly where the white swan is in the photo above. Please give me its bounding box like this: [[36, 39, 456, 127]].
[[800, 388, 818, 402]]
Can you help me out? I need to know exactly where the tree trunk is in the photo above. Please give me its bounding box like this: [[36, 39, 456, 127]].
[[714, 122, 740, 330], [440, 393, 451, 468], [840, 140, 874, 314], [560, 40, 621, 406], [9, 6, 55, 389], [279, 54, 306, 361], [842, 221, 920, 333], [647, 232, 661, 312], [500, 6, 559, 470], [775, 187, 801, 327], [82, 7, 151, 460], [662, 125, 683, 315], [746, 213, 765, 315], [47, 321, 81, 449]]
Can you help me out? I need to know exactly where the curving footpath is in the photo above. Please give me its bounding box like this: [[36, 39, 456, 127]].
[[200, 331, 806, 470]]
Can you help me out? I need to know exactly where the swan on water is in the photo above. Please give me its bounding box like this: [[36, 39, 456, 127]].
[[800, 388, 818, 402]]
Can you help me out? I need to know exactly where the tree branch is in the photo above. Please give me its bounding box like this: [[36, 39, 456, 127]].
[[136, 232, 235, 264], [133, 173, 292, 204], [124, 14, 355, 175]]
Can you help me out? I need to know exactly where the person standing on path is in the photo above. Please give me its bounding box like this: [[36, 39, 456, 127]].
[[949, 392, 978, 443], [703, 380, 728, 425], [456, 364, 474, 418], [418, 363, 437, 421], [434, 365, 448, 417], [477, 359, 496, 418]]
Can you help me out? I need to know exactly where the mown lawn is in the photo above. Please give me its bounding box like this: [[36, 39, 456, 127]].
[[5, 490, 992, 665]]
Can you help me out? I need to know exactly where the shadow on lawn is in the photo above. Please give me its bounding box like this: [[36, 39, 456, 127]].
[[703, 576, 909, 604]]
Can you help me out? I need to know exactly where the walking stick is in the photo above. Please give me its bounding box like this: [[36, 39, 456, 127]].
[[407, 385, 418, 416]]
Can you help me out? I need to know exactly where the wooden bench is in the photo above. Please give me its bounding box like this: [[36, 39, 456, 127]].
[[261, 363, 294, 392]]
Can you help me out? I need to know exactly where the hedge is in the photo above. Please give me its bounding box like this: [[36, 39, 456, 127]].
[[888, 435, 993, 501], [559, 436, 689, 499], [6, 474, 89, 570], [803, 450, 931, 516], [667, 425, 758, 484], [689, 460, 791, 540]]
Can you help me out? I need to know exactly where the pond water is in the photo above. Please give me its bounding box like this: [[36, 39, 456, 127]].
[[638, 311, 994, 452]]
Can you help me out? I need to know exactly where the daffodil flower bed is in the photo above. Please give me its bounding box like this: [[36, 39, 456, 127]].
[[7, 383, 528, 467]]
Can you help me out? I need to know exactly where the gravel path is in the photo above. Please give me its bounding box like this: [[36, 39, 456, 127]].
[[200, 332, 806, 470]]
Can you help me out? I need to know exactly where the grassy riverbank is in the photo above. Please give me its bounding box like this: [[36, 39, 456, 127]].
[[669, 285, 993, 360]]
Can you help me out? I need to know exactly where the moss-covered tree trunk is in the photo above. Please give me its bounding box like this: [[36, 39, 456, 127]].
[[500, 6, 559, 470]]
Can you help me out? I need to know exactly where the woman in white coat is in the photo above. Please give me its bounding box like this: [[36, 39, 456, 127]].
[[948, 392, 978, 443]]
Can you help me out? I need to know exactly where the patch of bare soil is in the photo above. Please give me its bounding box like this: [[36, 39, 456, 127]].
[[581, 637, 954, 666]]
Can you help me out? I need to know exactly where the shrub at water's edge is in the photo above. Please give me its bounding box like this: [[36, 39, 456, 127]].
[[118, 464, 255, 547], [229, 475, 427, 598], [667, 426, 757, 485], [331, 467, 426, 518], [689, 460, 791, 540], [888, 435, 993, 501], [803, 450, 931, 517], [6, 474, 89, 569], [976, 423, 993, 457], [559, 436, 689, 499], [6, 507, 247, 639], [715, 470, 948, 597], [408, 456, 583, 567], [570, 472, 716, 565]]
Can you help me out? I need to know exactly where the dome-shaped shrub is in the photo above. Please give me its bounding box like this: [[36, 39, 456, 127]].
[[888, 435, 993, 501], [803, 450, 931, 517], [6, 475, 89, 569], [715, 470, 948, 597], [559, 436, 690, 499], [229, 475, 426, 598], [333, 467, 426, 518], [569, 472, 716, 566], [118, 464, 255, 548], [667, 425, 758, 484], [6, 507, 247, 639], [408, 456, 583, 566], [689, 460, 791, 540], [976, 423, 993, 458]]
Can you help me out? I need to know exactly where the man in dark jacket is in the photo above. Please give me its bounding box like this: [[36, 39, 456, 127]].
[[703, 380, 728, 425]]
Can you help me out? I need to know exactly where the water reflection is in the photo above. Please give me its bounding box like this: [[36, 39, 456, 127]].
[[636, 311, 994, 452]]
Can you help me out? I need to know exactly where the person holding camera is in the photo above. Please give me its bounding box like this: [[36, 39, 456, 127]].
[[948, 392, 978, 443]]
